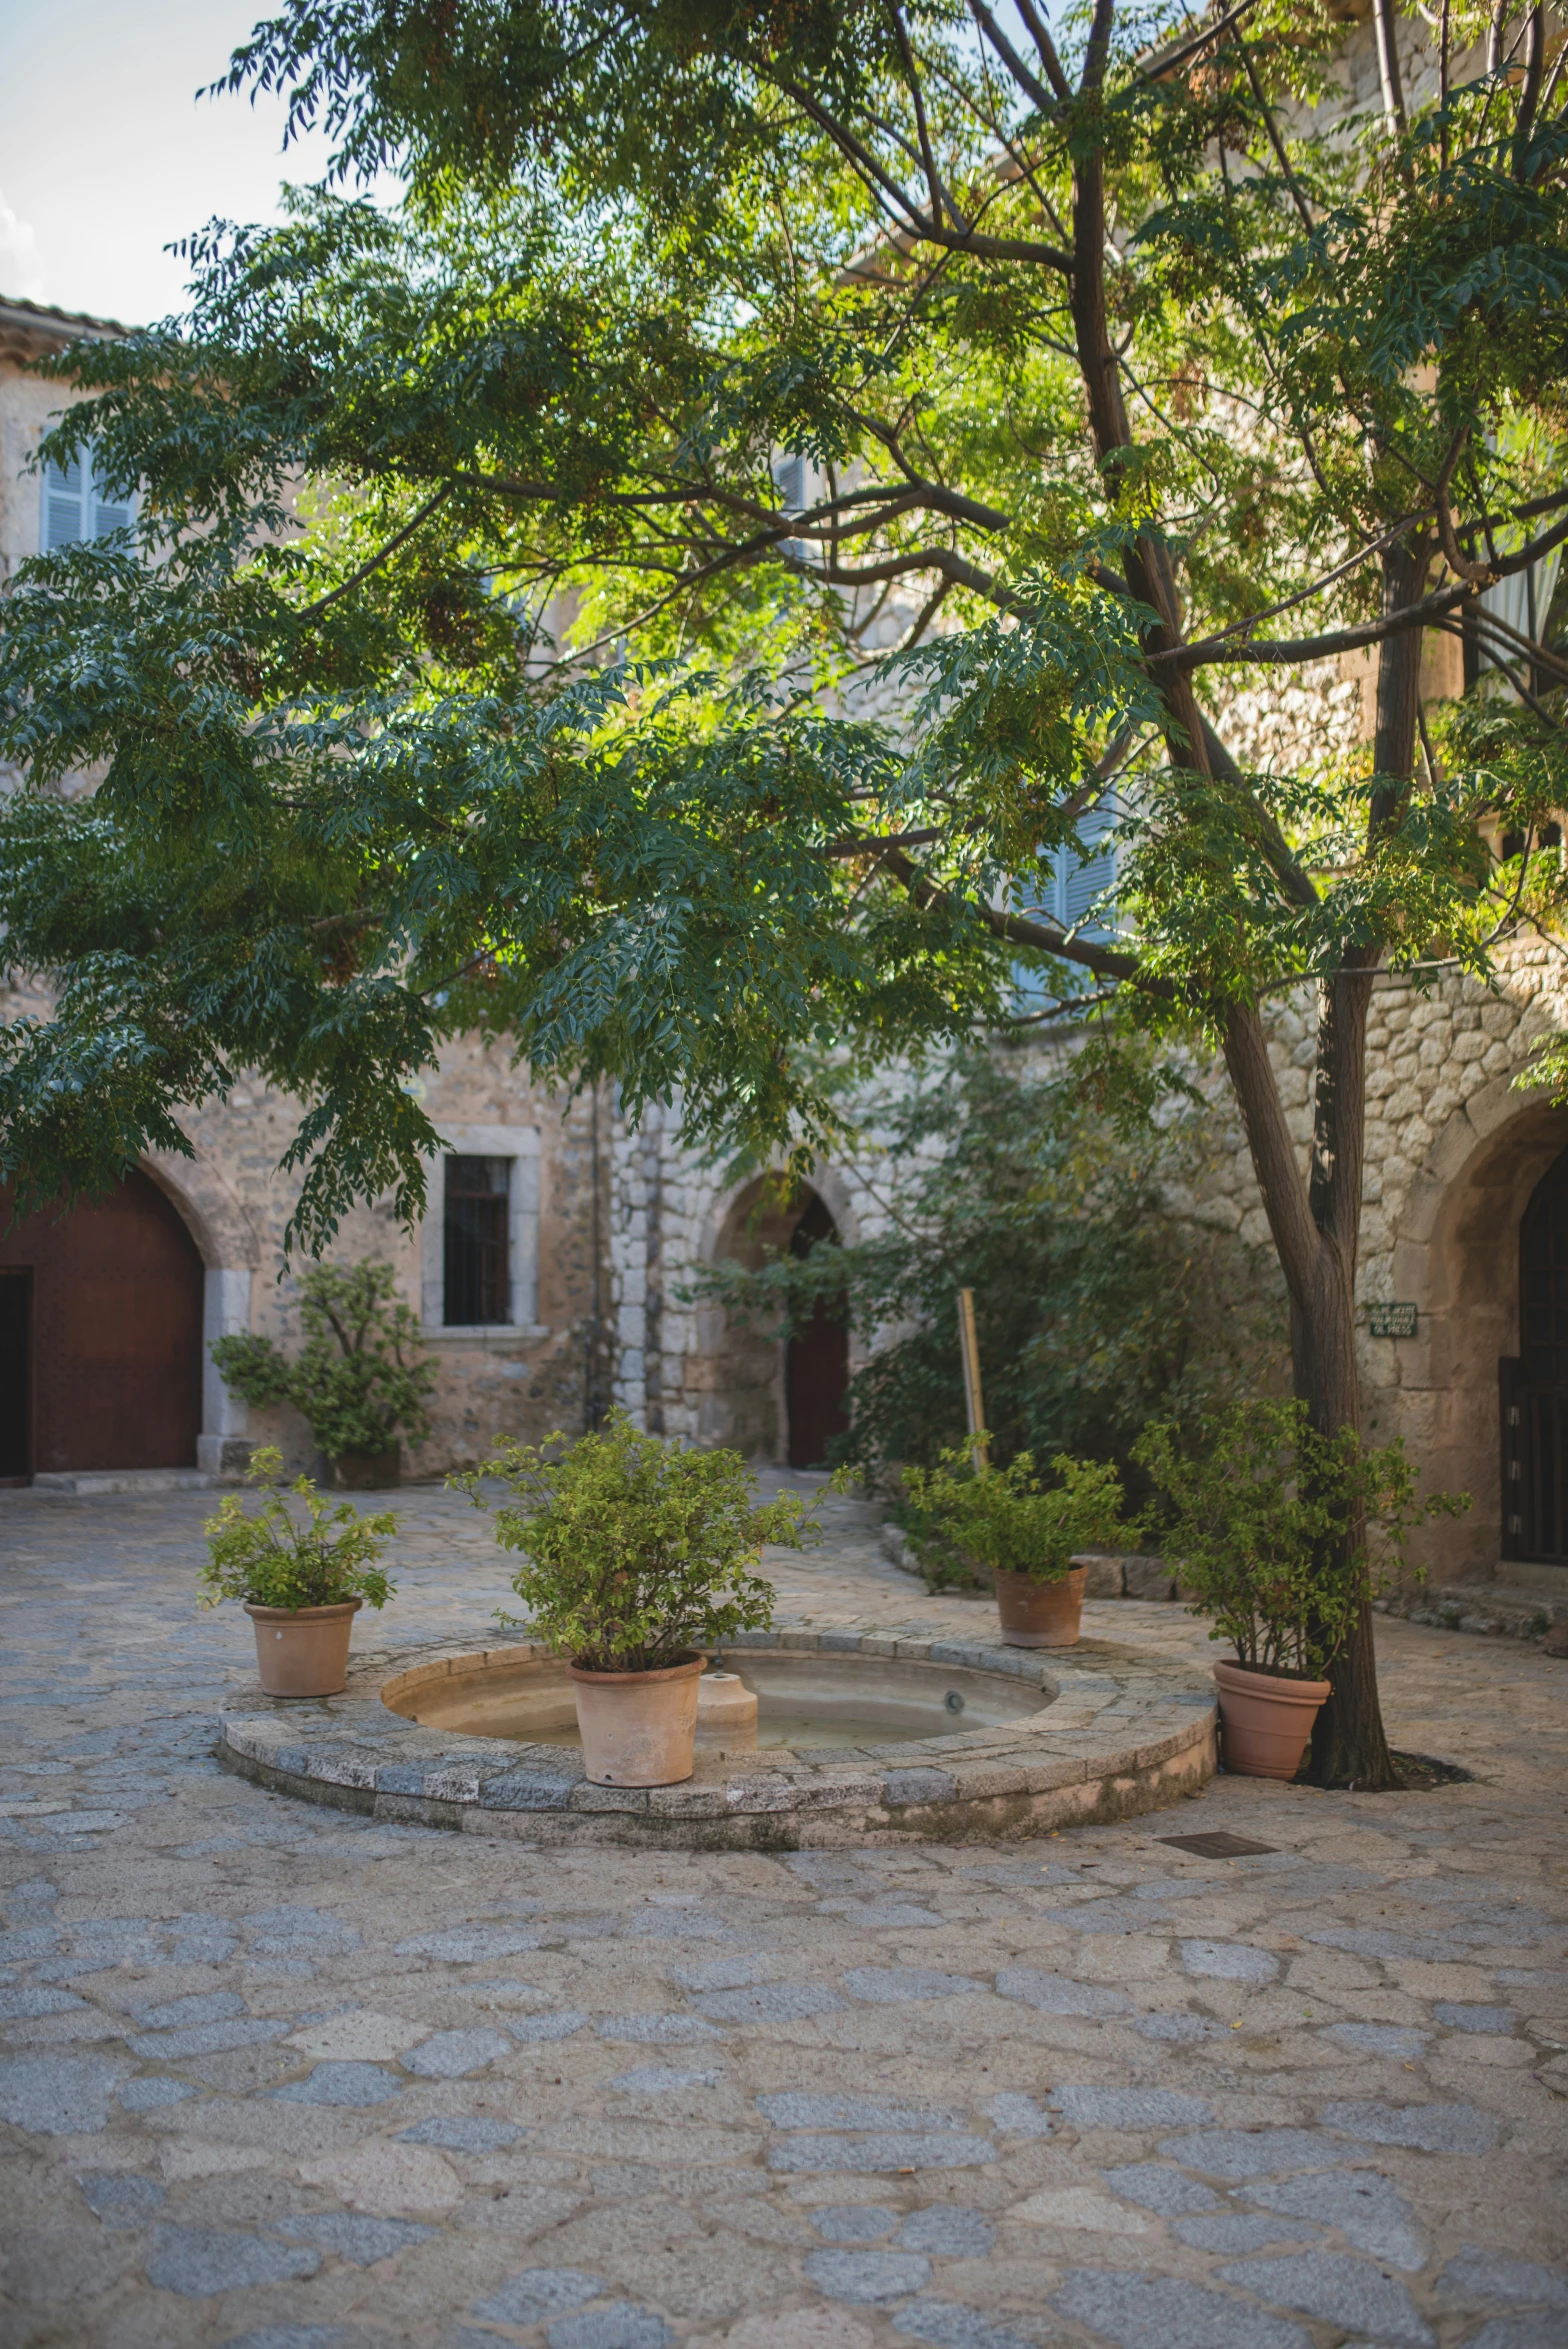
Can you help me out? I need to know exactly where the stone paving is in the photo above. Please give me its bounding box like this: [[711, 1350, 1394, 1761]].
[[0, 1474, 1565, 2349]]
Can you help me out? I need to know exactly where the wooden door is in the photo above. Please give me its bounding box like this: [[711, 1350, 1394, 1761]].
[[786, 1300, 850, 1468], [0, 1272, 29, 1481], [0, 1172, 204, 1475], [785, 1192, 850, 1469], [1507, 1143, 1568, 1562]]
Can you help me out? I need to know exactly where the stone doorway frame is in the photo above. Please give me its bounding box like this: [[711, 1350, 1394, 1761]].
[[141, 1146, 262, 1476], [693, 1166, 862, 1462], [1388, 1076, 1568, 1581]]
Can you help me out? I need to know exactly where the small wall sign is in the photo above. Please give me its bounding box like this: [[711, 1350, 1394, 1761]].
[[1369, 1301, 1418, 1339]]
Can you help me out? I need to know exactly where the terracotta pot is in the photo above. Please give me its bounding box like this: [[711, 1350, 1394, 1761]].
[[569, 1654, 706, 1786], [1214, 1658, 1331, 1780], [995, 1564, 1087, 1648], [245, 1598, 362, 1698], [326, 1446, 400, 1490]]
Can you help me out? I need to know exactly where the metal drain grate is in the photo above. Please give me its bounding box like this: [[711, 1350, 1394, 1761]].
[[1156, 1830, 1278, 1858]]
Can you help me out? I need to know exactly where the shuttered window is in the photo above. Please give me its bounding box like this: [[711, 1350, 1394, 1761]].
[[1039, 798, 1117, 940], [41, 446, 134, 551]]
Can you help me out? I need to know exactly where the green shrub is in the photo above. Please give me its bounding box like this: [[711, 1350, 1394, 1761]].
[[211, 1260, 436, 1460], [1135, 1400, 1468, 1679], [901, 1445, 1125, 1585], [465, 1409, 815, 1672], [199, 1446, 397, 1612], [692, 1047, 1280, 1493]]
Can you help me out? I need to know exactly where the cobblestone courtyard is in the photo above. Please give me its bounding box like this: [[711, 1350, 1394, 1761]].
[[0, 1479, 1564, 2349]]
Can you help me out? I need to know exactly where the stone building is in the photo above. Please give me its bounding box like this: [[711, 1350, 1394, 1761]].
[[0, 296, 869, 1495], [1, 285, 1565, 1612]]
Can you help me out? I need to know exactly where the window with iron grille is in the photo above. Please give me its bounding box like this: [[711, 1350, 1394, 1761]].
[[444, 1156, 511, 1325]]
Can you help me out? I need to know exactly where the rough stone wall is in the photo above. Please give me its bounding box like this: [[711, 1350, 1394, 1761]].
[[608, 1111, 904, 1461], [1160, 933, 1567, 1583], [0, 348, 75, 596], [219, 1052, 606, 1479]]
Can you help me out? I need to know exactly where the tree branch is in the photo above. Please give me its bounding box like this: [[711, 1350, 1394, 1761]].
[[886, 0, 954, 227], [820, 829, 946, 858], [879, 845, 1172, 995], [1011, 0, 1073, 100], [1229, 22, 1315, 234], [293, 485, 453, 623], [1515, 3, 1547, 175], [1080, 0, 1116, 95], [1468, 598, 1568, 688], [1162, 579, 1471, 669], [1372, 0, 1408, 136], [967, 0, 1059, 116], [1143, 0, 1266, 80], [1434, 424, 1493, 586], [781, 80, 1073, 269], [1196, 715, 1322, 912], [1166, 507, 1568, 669]]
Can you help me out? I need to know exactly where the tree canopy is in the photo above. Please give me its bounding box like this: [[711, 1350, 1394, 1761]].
[[5, 0, 1563, 1242]]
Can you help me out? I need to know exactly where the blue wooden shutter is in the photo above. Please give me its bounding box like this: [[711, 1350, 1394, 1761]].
[[43, 455, 88, 548], [91, 449, 134, 538], [1047, 799, 1116, 937], [41, 444, 135, 548]]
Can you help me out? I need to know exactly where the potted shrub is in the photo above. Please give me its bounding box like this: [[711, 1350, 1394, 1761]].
[[200, 1446, 398, 1697], [469, 1411, 815, 1786], [211, 1260, 437, 1487], [901, 1444, 1125, 1648], [1136, 1400, 1467, 1779]]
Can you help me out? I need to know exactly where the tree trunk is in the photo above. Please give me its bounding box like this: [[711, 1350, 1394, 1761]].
[[1294, 1177, 1398, 1788], [1221, 988, 1398, 1786], [1303, 543, 1428, 1789]]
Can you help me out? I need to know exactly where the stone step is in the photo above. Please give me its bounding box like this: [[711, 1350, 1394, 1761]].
[[881, 1520, 1568, 1653], [880, 1530, 1187, 1602], [1378, 1581, 1568, 1643], [31, 1468, 215, 1497]]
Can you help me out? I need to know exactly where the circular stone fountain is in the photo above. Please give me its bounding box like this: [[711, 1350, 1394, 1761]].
[[218, 1628, 1217, 1849]]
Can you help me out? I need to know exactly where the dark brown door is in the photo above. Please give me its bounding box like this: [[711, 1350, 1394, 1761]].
[[0, 1272, 30, 1480], [0, 1172, 204, 1475], [1507, 1143, 1568, 1562], [785, 1193, 850, 1469]]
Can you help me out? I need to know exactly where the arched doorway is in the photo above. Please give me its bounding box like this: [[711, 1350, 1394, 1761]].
[[785, 1192, 850, 1469], [1388, 1089, 1568, 1582], [1504, 1143, 1568, 1562], [0, 1170, 205, 1478], [704, 1177, 853, 1464]]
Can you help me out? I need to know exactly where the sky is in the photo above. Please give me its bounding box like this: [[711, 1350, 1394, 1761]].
[[0, 0, 346, 327]]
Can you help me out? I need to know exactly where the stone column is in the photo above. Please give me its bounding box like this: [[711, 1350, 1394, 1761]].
[[608, 1096, 649, 1427], [197, 1265, 253, 1477]]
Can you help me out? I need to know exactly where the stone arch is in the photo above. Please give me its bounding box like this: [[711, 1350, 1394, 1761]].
[[140, 1144, 263, 1271], [693, 1169, 858, 1461], [1384, 1077, 1568, 1580], [140, 1144, 264, 1465]]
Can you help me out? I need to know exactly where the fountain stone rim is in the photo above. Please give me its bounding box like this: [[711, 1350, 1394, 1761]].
[[217, 1626, 1218, 1846]]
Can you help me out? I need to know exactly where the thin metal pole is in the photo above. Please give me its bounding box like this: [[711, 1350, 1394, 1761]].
[[957, 1287, 988, 1473]]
